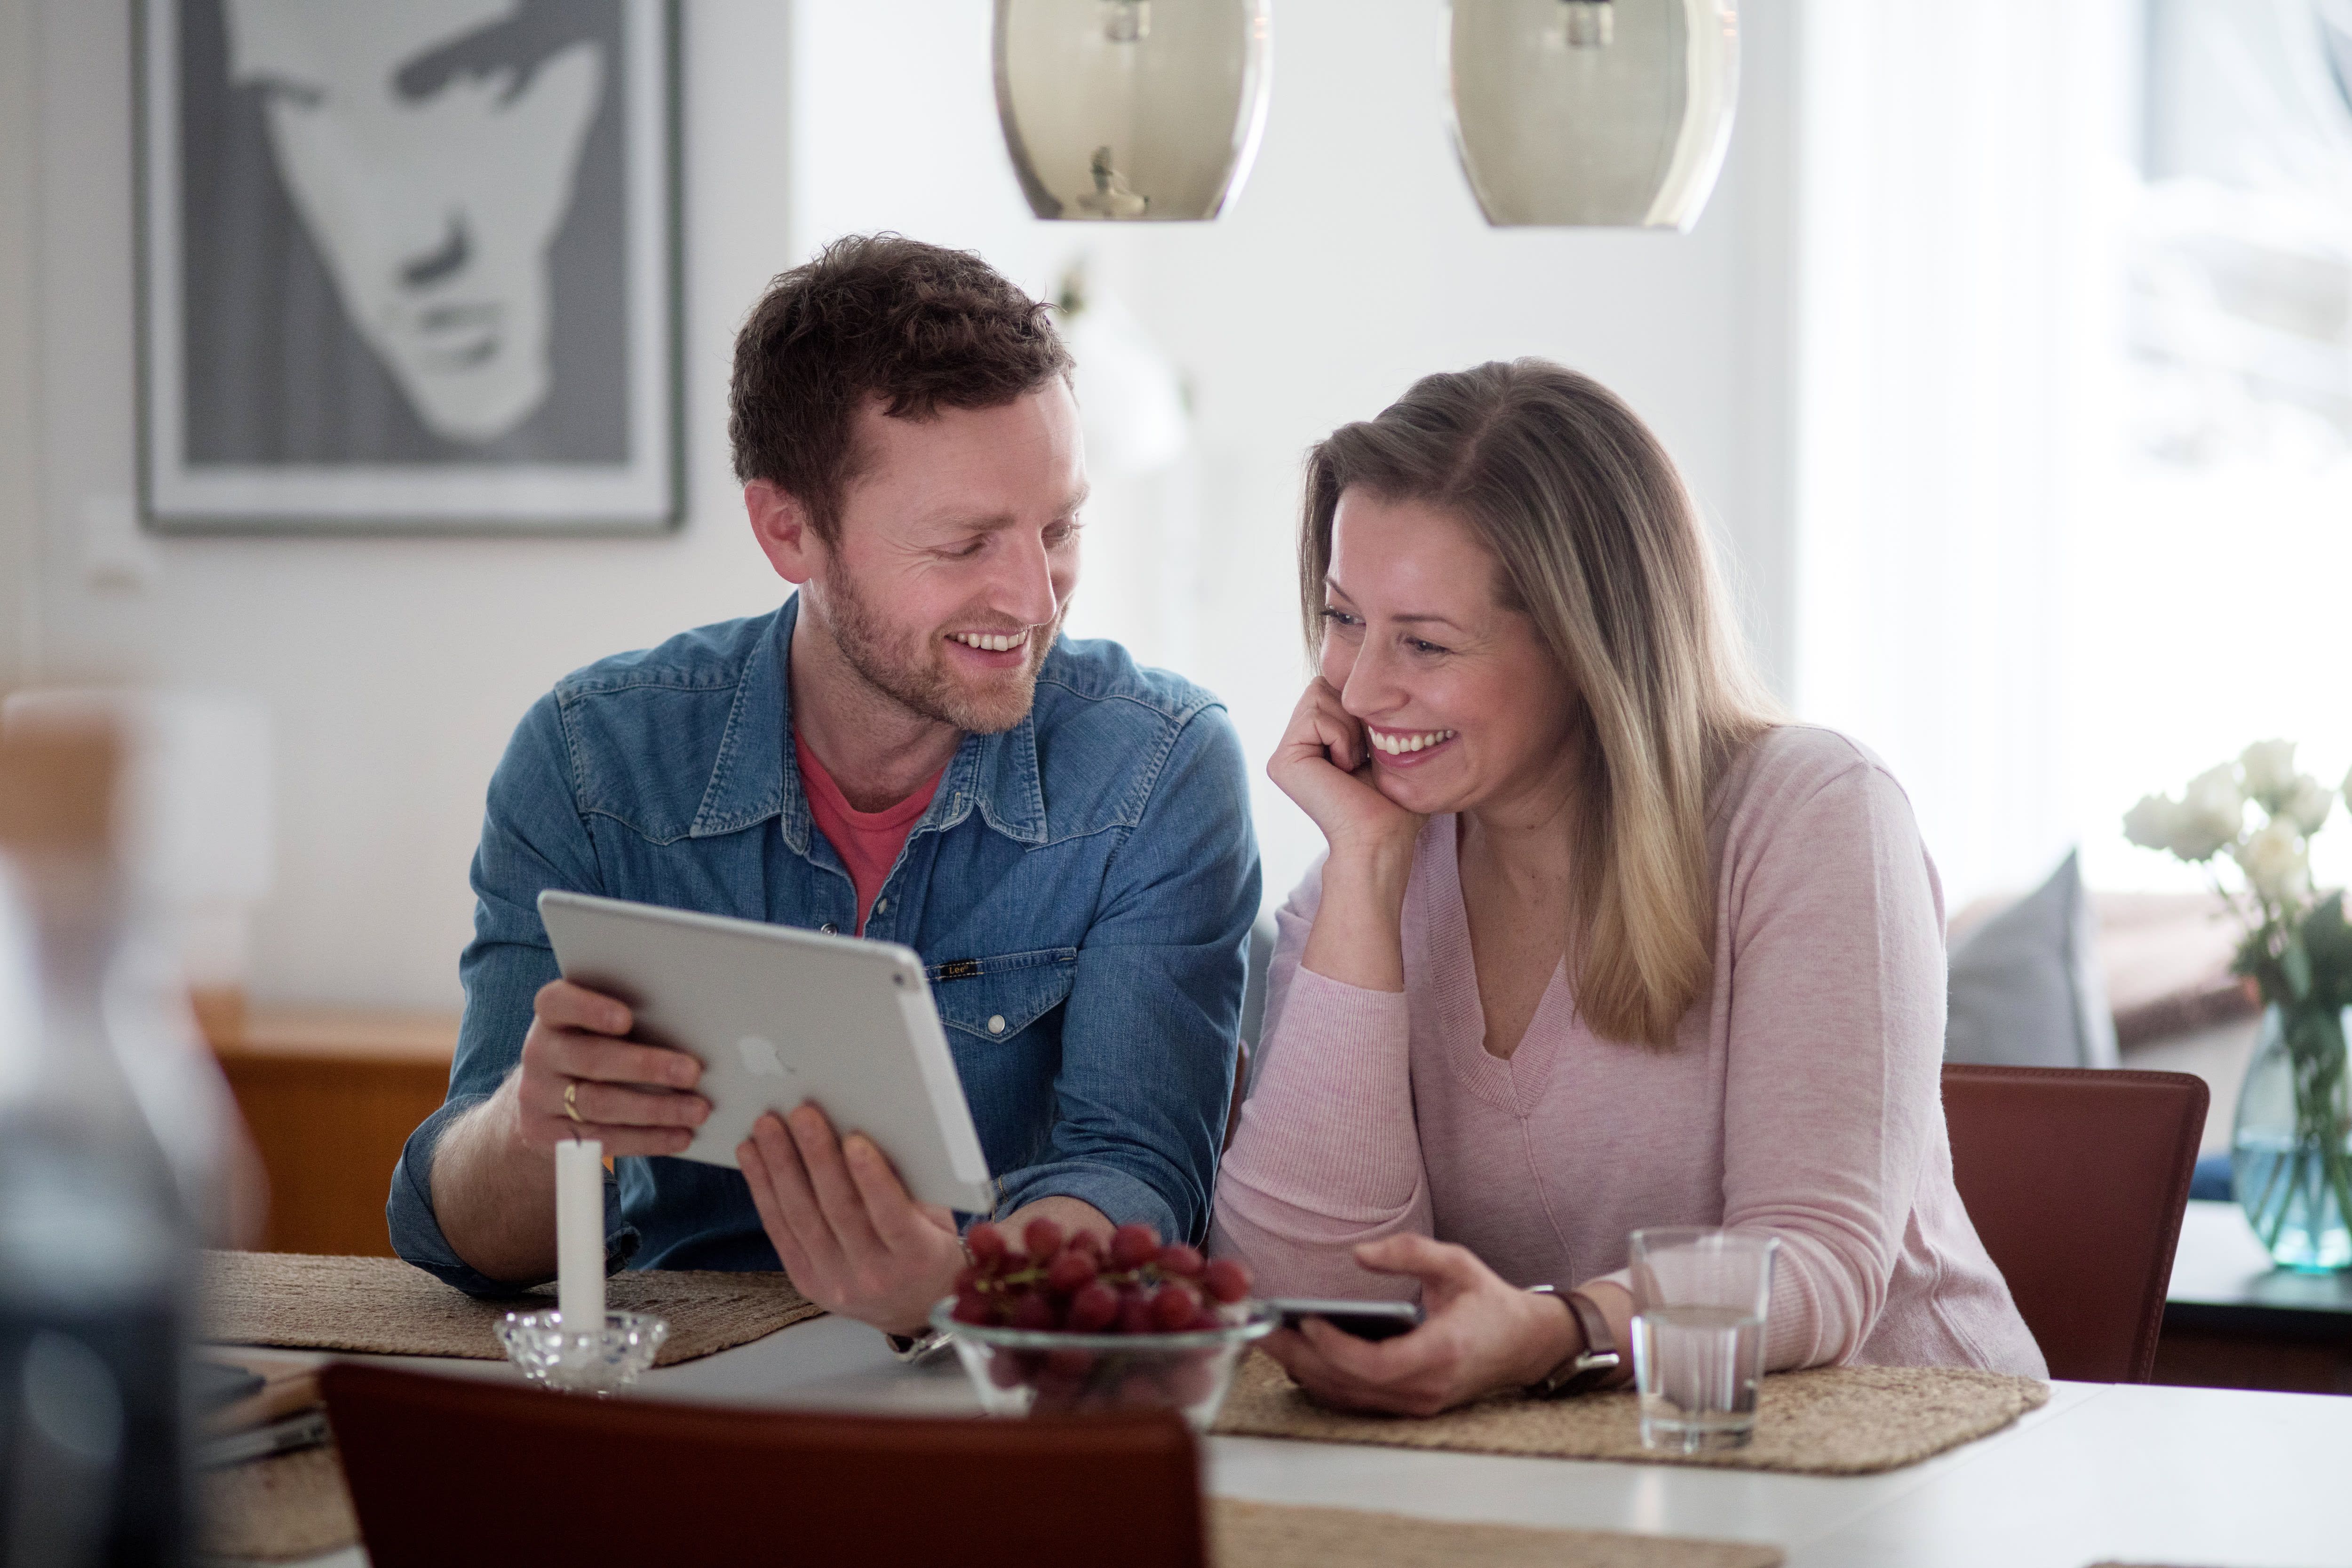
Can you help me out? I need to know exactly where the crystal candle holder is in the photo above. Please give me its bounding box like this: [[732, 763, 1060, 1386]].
[[495, 1309, 668, 1396]]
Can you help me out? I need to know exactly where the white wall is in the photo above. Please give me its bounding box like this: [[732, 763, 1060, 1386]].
[[9, 0, 1801, 1011]]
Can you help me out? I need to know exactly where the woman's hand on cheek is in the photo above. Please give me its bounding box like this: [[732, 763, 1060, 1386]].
[[1268, 679, 1424, 861], [1260, 1235, 1576, 1417]]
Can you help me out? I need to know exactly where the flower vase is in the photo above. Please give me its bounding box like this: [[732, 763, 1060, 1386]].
[[2231, 1002, 2352, 1271]]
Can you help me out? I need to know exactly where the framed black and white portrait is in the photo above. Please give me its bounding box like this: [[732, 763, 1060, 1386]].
[[136, 0, 681, 534]]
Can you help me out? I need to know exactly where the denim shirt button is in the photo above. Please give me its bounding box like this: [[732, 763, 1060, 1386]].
[[874, 898, 888, 913], [987, 1014, 1007, 1035], [821, 922, 838, 935]]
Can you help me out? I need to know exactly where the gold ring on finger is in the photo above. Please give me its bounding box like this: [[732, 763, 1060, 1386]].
[[563, 1080, 585, 1124]]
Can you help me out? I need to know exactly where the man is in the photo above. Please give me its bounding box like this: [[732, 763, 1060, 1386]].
[[389, 235, 1260, 1344]]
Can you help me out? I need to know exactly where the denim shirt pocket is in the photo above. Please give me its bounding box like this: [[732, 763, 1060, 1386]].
[[927, 947, 1080, 1042]]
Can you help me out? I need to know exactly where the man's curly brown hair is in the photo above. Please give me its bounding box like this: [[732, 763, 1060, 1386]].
[[728, 233, 1073, 542]]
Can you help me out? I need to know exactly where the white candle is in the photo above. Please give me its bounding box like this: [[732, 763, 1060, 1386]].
[[555, 1138, 605, 1336]]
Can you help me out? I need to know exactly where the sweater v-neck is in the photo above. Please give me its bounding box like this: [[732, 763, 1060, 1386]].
[[1420, 816, 1570, 1113]]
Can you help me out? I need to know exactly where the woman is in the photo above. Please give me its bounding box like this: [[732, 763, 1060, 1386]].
[[1212, 360, 2044, 1416]]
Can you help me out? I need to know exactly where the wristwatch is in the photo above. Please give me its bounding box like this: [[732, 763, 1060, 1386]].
[[1524, 1285, 1622, 1399]]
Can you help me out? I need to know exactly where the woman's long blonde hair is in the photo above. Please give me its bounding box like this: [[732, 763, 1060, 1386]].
[[1301, 360, 1779, 1047]]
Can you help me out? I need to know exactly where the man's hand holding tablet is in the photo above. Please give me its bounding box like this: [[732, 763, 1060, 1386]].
[[509, 980, 709, 1157], [735, 1109, 1120, 1337], [486, 966, 1001, 1336], [736, 1105, 969, 1337], [426, 978, 713, 1284], [509, 892, 1117, 1338], [463, 970, 998, 1336]]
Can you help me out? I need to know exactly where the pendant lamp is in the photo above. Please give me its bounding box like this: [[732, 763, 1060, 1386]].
[[993, 0, 1273, 222], [1446, 0, 1739, 229]]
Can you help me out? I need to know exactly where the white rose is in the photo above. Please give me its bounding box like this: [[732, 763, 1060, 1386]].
[[2123, 794, 2186, 853], [2240, 739, 2298, 810], [2171, 764, 2246, 861], [2282, 774, 2335, 836], [2233, 817, 2312, 905]]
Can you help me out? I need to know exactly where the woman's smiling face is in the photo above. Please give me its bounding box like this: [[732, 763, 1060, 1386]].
[[1319, 489, 1577, 821]]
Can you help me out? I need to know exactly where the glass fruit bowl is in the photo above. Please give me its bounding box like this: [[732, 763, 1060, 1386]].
[[930, 1298, 1278, 1430]]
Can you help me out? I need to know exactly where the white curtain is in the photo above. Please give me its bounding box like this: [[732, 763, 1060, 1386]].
[[1791, 0, 2133, 909]]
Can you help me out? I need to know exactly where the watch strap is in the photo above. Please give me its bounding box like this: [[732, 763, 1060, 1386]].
[[1525, 1286, 1622, 1399], [884, 1326, 951, 1363]]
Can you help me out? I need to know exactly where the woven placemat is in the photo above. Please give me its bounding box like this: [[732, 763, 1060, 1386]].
[[1211, 1353, 2048, 1476], [200, 1443, 358, 1563], [200, 1251, 822, 1366], [1213, 1498, 1781, 1567]]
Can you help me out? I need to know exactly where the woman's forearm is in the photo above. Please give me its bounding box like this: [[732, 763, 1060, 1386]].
[[1209, 1185, 1430, 1300], [1300, 839, 1414, 992], [1214, 960, 1430, 1292], [1214, 855, 1428, 1294]]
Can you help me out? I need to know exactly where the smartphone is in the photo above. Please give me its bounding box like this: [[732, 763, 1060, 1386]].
[[1266, 1297, 1423, 1342], [199, 1409, 331, 1471], [191, 1359, 266, 1411]]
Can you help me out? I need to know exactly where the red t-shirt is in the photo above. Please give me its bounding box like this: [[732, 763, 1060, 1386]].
[[794, 732, 944, 936]]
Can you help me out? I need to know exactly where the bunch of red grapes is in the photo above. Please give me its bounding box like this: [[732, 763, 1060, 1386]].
[[952, 1218, 1252, 1334], [948, 1219, 1255, 1413]]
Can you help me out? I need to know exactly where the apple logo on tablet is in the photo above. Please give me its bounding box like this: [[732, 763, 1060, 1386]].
[[737, 1036, 791, 1078]]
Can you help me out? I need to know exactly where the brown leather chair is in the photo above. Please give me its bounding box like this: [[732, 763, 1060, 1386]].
[[320, 1363, 1206, 1568], [1942, 1063, 2207, 1383]]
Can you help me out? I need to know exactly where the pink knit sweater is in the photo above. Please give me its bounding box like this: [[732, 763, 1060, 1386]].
[[1211, 725, 2047, 1377]]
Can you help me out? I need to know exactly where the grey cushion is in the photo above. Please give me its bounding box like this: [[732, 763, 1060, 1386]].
[[1945, 848, 2120, 1069]]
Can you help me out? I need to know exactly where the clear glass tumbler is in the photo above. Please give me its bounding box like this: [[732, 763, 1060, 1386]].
[[1628, 1227, 1778, 1453]]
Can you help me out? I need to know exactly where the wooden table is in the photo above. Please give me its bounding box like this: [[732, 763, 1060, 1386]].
[[210, 1008, 458, 1257], [2156, 1199, 2352, 1394], [247, 1309, 2352, 1568]]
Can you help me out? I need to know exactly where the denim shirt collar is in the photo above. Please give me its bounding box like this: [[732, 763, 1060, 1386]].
[[688, 594, 1046, 850]]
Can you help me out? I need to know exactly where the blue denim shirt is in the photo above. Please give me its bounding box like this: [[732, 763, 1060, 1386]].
[[389, 596, 1260, 1293]]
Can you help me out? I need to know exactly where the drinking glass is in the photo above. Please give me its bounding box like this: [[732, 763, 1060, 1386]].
[[1628, 1227, 1778, 1453]]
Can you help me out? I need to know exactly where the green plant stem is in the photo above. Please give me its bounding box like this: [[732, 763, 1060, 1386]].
[[2248, 1149, 2294, 1251]]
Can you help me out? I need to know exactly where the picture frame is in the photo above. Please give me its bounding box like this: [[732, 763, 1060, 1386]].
[[135, 0, 683, 535]]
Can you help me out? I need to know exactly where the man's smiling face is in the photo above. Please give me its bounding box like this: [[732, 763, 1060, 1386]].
[[808, 383, 1087, 736]]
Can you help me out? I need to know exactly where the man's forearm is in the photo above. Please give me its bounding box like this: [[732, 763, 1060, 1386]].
[[427, 1077, 562, 1284], [994, 1194, 1111, 1245]]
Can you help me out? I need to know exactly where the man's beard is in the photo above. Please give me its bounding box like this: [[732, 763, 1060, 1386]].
[[816, 563, 1062, 736]]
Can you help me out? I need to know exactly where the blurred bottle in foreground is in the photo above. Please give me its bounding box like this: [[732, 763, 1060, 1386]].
[[0, 720, 194, 1566], [2, 689, 274, 1248]]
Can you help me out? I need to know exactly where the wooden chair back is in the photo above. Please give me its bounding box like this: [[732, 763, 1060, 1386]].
[[1943, 1063, 2207, 1381], [320, 1362, 1206, 1568]]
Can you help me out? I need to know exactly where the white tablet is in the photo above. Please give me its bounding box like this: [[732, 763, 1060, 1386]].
[[536, 890, 995, 1214]]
